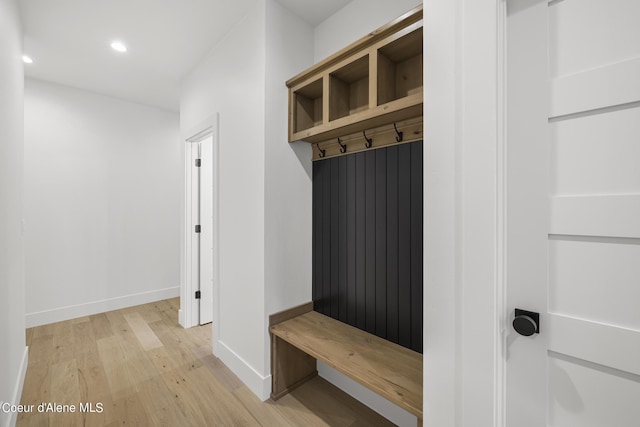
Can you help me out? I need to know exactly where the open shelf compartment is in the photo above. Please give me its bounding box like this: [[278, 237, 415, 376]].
[[377, 26, 423, 106], [293, 78, 324, 133], [329, 55, 370, 122]]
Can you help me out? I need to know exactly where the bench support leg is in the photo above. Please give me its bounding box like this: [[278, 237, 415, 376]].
[[271, 334, 317, 400]]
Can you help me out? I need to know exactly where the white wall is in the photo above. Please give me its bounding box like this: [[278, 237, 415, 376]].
[[423, 0, 503, 426], [263, 0, 314, 373], [314, 0, 421, 62], [180, 0, 316, 401], [458, 1, 500, 424], [0, 0, 27, 426], [421, 0, 458, 425], [24, 79, 180, 327], [180, 0, 270, 398]]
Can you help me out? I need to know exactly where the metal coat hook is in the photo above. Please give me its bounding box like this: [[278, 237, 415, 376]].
[[363, 130, 373, 148], [393, 123, 403, 142], [338, 138, 347, 153], [316, 144, 326, 158]]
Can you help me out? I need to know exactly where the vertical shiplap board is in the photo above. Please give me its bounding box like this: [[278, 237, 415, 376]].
[[547, 0, 640, 425], [355, 153, 366, 330], [365, 150, 376, 334], [338, 156, 348, 323], [313, 161, 323, 309], [375, 150, 388, 337], [346, 154, 357, 326], [331, 158, 340, 319], [397, 144, 413, 350], [323, 158, 333, 315], [409, 142, 423, 352], [386, 146, 400, 344]]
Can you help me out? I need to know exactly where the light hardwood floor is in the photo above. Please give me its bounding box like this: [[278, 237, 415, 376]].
[[17, 298, 394, 426]]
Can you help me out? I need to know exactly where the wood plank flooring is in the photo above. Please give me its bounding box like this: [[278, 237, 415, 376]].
[[17, 298, 394, 427]]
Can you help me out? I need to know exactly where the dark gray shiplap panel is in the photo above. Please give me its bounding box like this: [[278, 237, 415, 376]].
[[312, 141, 423, 353]]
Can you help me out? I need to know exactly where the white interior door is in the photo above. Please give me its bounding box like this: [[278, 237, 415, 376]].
[[182, 119, 218, 330], [199, 137, 214, 325], [185, 141, 201, 327], [506, 0, 640, 425]]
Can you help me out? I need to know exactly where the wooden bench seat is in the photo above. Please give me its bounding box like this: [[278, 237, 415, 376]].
[[270, 303, 423, 420]]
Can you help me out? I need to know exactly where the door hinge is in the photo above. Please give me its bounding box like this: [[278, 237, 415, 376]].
[[195, 159, 201, 167], [195, 290, 201, 299], [195, 225, 201, 233]]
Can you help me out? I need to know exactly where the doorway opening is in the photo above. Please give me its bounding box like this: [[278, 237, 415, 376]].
[[181, 117, 218, 329]]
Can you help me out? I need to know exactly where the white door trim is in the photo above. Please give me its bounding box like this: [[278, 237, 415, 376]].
[[495, 1, 508, 426], [181, 140, 197, 328], [422, 0, 509, 425], [180, 114, 220, 333]]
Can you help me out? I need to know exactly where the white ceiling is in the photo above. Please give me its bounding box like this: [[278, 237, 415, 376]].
[[20, 0, 352, 112]]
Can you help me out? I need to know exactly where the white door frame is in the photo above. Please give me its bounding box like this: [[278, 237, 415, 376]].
[[180, 114, 220, 332], [422, 0, 509, 425]]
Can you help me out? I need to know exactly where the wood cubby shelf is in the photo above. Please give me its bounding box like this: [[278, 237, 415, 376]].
[[329, 54, 369, 121], [286, 5, 423, 157], [293, 78, 323, 133], [377, 26, 423, 106]]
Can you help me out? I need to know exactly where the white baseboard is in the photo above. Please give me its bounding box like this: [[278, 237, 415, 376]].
[[2, 346, 28, 427], [216, 340, 271, 401], [318, 361, 418, 427], [25, 287, 180, 328]]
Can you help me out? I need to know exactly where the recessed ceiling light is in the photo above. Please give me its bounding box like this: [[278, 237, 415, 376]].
[[110, 41, 127, 53], [22, 55, 33, 64]]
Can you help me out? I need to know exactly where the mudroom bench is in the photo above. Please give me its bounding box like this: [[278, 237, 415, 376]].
[[269, 303, 423, 422]]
